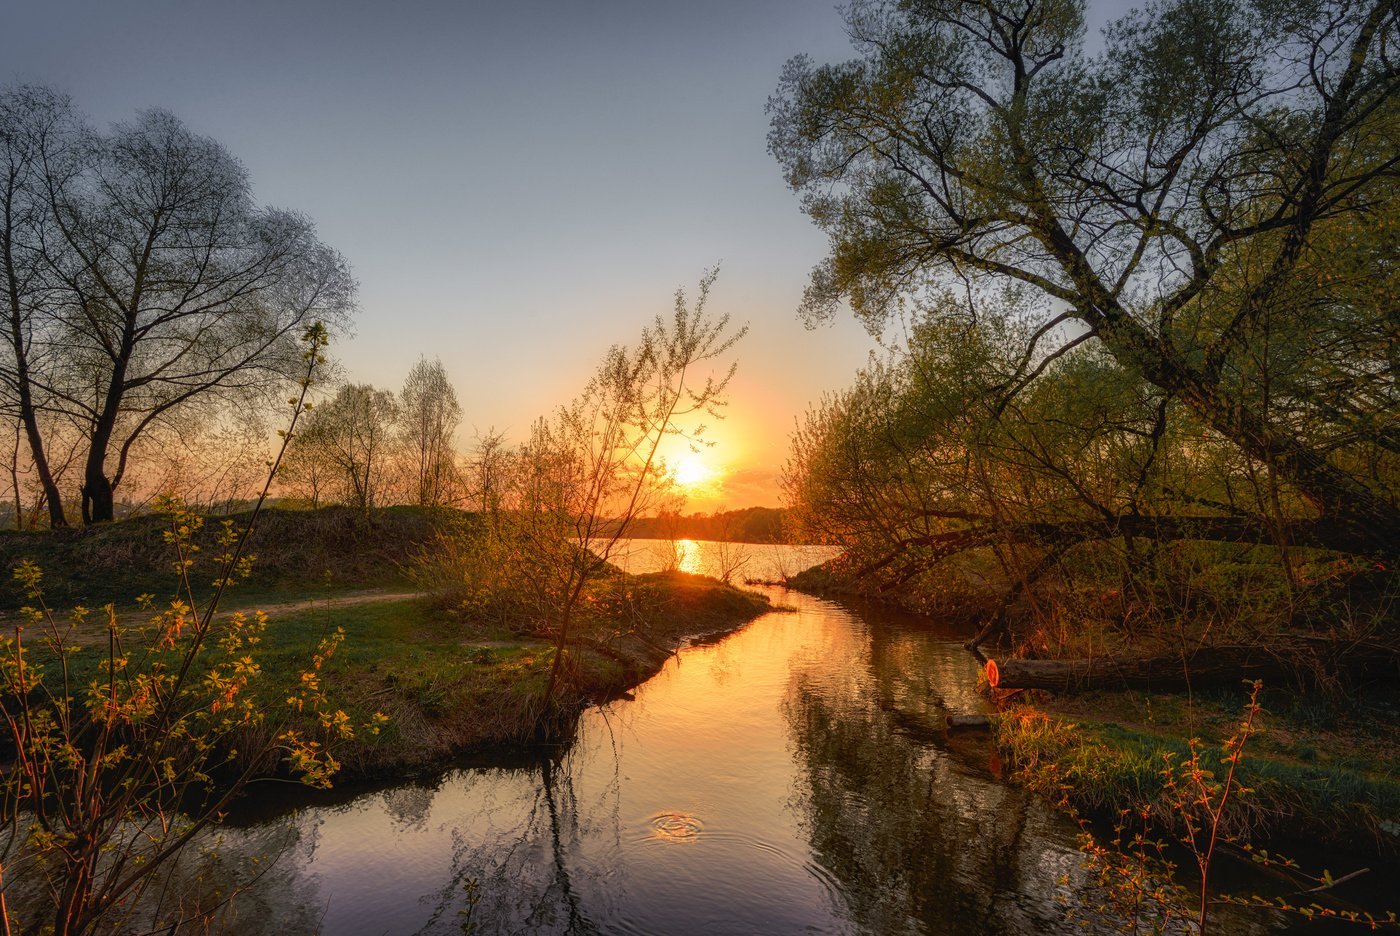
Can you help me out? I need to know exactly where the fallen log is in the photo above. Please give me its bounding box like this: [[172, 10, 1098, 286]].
[[945, 714, 991, 731], [985, 642, 1398, 693]]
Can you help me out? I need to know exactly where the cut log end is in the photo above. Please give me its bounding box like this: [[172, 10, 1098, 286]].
[[985, 658, 1000, 689]]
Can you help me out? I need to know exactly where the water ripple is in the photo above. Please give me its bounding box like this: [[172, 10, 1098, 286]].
[[650, 811, 705, 842]]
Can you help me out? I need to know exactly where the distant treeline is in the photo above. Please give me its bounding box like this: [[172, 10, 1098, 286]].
[[622, 507, 799, 544]]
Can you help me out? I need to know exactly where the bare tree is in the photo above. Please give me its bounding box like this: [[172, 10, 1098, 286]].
[[400, 355, 462, 506], [520, 268, 746, 703], [0, 85, 77, 527], [435, 271, 746, 707], [0, 86, 356, 524], [285, 383, 398, 511], [711, 511, 751, 585]]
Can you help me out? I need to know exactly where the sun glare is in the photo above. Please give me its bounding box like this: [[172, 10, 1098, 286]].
[[673, 456, 712, 488]]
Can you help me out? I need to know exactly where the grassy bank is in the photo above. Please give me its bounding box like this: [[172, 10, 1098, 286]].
[[2, 507, 771, 783], [271, 569, 771, 777], [991, 685, 1400, 853], [0, 505, 465, 611]]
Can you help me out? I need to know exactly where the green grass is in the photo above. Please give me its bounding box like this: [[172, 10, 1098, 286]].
[[993, 687, 1400, 846], [20, 594, 547, 769]]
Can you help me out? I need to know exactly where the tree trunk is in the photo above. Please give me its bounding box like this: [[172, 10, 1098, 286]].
[[9, 425, 22, 529], [82, 469, 115, 524], [985, 643, 1397, 693], [19, 397, 67, 528], [81, 350, 128, 525], [1056, 278, 1400, 558], [3, 216, 67, 528], [82, 410, 119, 524]]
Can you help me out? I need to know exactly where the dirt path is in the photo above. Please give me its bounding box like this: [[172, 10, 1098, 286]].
[[227, 589, 428, 617]]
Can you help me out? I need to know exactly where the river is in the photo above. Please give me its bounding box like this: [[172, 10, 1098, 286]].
[[210, 541, 1309, 934]]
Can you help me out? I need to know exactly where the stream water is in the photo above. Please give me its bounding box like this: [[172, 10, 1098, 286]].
[[210, 541, 1339, 934]]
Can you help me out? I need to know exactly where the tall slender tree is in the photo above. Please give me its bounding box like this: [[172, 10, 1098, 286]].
[[399, 355, 461, 506], [0, 85, 77, 526]]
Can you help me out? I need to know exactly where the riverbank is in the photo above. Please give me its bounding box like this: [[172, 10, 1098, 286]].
[[0, 508, 773, 785], [288, 569, 772, 779], [789, 555, 1400, 859], [787, 551, 1000, 625], [992, 687, 1400, 850]]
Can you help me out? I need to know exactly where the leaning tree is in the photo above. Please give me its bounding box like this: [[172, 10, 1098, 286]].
[[769, 0, 1399, 559]]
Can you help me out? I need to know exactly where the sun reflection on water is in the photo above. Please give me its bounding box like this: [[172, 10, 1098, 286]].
[[675, 538, 701, 574]]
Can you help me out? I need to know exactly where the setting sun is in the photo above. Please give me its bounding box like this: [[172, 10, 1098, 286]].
[[673, 456, 712, 488]]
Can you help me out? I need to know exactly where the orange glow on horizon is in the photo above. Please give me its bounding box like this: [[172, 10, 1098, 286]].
[[653, 392, 789, 511]]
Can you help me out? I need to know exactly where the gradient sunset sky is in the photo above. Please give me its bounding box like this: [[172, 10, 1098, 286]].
[[4, 0, 1120, 511]]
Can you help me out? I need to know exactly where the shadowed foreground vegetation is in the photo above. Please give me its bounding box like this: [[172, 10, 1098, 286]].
[[0, 505, 461, 612]]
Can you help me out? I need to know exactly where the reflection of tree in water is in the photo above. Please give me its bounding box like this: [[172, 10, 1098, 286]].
[[782, 620, 1283, 936], [414, 743, 625, 936], [783, 622, 1085, 935], [381, 781, 438, 831], [53, 814, 326, 935], [208, 820, 325, 934]]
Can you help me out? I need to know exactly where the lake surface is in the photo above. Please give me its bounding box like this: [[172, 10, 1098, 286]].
[[602, 537, 843, 584], [216, 541, 1297, 935]]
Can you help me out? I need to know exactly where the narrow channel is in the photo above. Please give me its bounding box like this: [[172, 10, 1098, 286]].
[[216, 542, 1285, 935]]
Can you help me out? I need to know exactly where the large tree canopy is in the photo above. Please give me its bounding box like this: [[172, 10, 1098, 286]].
[[769, 0, 1399, 557]]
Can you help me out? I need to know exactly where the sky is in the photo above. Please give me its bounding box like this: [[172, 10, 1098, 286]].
[[3, 0, 1124, 512]]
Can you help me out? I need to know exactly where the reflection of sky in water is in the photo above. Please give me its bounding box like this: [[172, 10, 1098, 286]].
[[170, 545, 1290, 935]]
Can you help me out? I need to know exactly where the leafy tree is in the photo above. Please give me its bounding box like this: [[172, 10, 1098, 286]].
[[769, 0, 1399, 557], [784, 283, 1394, 656]]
